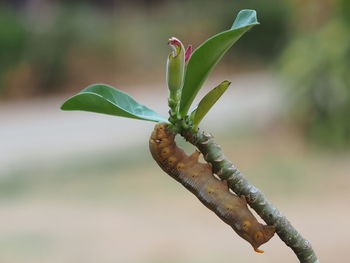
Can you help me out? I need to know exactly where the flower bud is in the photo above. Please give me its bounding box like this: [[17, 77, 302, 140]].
[[185, 45, 193, 62], [167, 37, 185, 106]]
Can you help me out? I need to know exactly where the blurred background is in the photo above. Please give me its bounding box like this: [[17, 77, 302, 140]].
[[0, 0, 349, 262]]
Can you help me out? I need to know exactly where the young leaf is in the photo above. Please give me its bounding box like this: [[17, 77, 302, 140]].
[[61, 84, 168, 123], [191, 80, 231, 128], [179, 9, 259, 116]]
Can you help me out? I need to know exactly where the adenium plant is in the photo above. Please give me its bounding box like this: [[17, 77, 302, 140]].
[[61, 10, 319, 263]]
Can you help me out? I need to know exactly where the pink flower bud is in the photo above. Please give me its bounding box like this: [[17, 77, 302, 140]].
[[185, 45, 193, 62]]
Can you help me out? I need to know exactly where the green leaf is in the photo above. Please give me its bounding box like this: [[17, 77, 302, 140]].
[[61, 84, 168, 123], [191, 80, 231, 128], [179, 9, 259, 116]]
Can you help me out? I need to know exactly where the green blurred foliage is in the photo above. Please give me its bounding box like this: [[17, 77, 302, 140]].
[[0, 7, 28, 93], [0, 0, 290, 99], [279, 0, 350, 149], [0, 3, 118, 98]]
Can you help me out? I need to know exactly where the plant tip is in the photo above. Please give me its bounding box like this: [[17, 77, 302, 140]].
[[168, 37, 183, 57]]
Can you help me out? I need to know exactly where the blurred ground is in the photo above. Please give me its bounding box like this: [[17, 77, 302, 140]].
[[1, 72, 349, 263]]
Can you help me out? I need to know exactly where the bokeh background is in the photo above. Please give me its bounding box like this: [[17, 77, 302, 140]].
[[1, 0, 349, 262]]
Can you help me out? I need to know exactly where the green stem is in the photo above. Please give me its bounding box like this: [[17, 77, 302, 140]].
[[168, 91, 183, 130], [177, 125, 319, 263]]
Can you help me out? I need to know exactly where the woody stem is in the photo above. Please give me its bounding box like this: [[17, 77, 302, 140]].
[[177, 125, 319, 263]]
